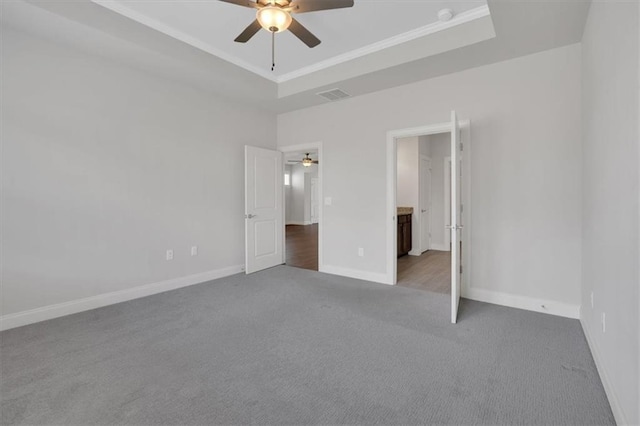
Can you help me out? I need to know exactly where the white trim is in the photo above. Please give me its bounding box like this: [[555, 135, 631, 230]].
[[320, 265, 391, 285], [90, 0, 276, 81], [461, 125, 472, 297], [310, 177, 319, 224], [408, 249, 422, 256], [465, 288, 580, 319], [419, 154, 432, 254], [386, 120, 470, 285], [286, 221, 312, 225], [278, 142, 323, 271], [0, 265, 244, 331], [444, 157, 452, 249], [90, 1, 490, 84], [277, 5, 491, 83], [429, 243, 450, 251], [580, 316, 628, 426]]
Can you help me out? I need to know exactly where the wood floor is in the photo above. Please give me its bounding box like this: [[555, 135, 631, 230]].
[[285, 224, 318, 271], [397, 250, 451, 294]]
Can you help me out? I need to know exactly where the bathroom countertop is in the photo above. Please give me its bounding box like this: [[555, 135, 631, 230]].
[[397, 207, 413, 215]]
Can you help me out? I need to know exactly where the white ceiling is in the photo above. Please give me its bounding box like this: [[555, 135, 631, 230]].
[[1, 0, 592, 113], [90, 0, 487, 82]]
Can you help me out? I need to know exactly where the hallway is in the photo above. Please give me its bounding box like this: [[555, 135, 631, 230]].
[[285, 224, 318, 271]]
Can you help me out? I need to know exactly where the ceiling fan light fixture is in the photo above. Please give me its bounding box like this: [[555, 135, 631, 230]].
[[302, 153, 313, 167], [257, 5, 292, 32]]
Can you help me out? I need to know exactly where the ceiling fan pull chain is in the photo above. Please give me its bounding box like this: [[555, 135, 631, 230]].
[[271, 30, 275, 71]]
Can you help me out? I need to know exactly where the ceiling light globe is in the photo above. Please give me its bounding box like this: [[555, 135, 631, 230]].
[[257, 6, 292, 33]]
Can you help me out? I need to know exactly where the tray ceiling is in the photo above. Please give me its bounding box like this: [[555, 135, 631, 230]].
[[91, 0, 488, 82], [3, 0, 590, 112]]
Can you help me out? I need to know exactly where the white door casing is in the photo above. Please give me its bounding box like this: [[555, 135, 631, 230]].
[[387, 119, 470, 297], [245, 146, 284, 274], [450, 111, 463, 324], [311, 177, 319, 224], [444, 157, 452, 250], [420, 156, 432, 253]]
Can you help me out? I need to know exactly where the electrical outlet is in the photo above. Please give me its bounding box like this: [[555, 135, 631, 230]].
[[601, 312, 606, 333], [590, 292, 594, 308], [324, 197, 332, 206], [358, 247, 364, 257], [191, 246, 198, 256], [166, 249, 174, 261]]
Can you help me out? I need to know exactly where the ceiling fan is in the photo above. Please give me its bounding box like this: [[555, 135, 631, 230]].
[[220, 0, 354, 70], [288, 153, 319, 167]]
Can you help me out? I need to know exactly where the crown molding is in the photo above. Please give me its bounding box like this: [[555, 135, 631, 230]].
[[276, 5, 491, 83], [91, 1, 490, 85], [91, 0, 278, 81]]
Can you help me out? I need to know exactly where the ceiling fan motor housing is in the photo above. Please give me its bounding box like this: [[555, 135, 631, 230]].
[[225, 0, 353, 51]]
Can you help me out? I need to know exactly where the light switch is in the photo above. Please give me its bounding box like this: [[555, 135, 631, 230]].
[[324, 197, 332, 206]]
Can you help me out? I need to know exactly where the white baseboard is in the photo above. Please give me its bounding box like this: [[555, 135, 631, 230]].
[[580, 316, 628, 426], [0, 265, 244, 331], [429, 244, 450, 251], [464, 288, 580, 319], [320, 265, 391, 285], [286, 221, 312, 225]]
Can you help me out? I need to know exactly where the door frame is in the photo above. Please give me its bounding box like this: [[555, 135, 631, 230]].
[[278, 142, 324, 271], [386, 121, 471, 287], [419, 154, 432, 253], [443, 157, 452, 250], [310, 177, 319, 224]]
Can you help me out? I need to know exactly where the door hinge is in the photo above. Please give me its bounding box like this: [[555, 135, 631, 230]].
[[461, 204, 463, 213], [460, 265, 463, 274], [460, 143, 463, 152]]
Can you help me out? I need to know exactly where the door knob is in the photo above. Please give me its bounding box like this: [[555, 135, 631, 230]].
[[245, 214, 257, 219], [421, 209, 427, 213]]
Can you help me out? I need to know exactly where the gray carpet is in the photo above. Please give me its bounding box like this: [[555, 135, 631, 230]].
[[1, 266, 614, 425]]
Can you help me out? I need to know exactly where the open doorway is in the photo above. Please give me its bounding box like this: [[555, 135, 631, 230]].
[[386, 113, 470, 323], [282, 147, 321, 271], [396, 133, 452, 294]]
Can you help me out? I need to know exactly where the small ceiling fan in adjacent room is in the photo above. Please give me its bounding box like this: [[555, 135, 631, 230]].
[[288, 153, 319, 167], [219, 0, 354, 70]]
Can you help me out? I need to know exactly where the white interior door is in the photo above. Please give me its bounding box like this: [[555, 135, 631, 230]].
[[310, 177, 319, 224], [444, 158, 452, 250], [245, 146, 284, 274], [420, 156, 432, 252], [450, 111, 462, 323]]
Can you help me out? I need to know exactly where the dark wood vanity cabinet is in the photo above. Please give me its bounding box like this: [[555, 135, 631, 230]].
[[397, 214, 412, 257]]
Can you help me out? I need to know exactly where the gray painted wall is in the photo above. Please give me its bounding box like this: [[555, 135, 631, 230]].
[[581, 1, 640, 424], [278, 44, 583, 313], [1, 28, 277, 316]]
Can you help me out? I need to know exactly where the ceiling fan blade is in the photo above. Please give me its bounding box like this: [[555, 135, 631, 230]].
[[290, 0, 353, 14], [288, 18, 321, 48], [219, 0, 258, 9], [234, 20, 262, 43]]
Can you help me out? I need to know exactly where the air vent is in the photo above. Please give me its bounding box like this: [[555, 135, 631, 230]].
[[317, 88, 351, 102]]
